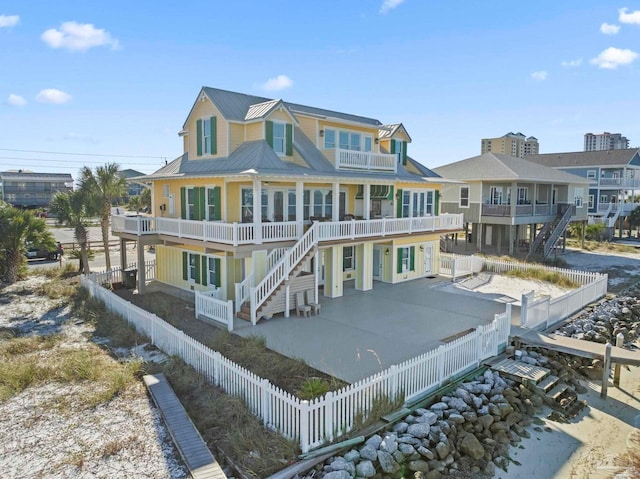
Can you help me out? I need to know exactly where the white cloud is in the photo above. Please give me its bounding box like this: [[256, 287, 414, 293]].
[[0, 15, 19, 28], [619, 7, 640, 24], [590, 47, 638, 69], [260, 74, 293, 92], [36, 89, 72, 104], [561, 58, 583, 68], [380, 0, 404, 14], [531, 70, 548, 81], [41, 21, 120, 52], [6, 94, 26, 106], [600, 22, 620, 34]]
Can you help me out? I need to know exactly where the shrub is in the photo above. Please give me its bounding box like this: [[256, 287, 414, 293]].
[[297, 377, 329, 400]]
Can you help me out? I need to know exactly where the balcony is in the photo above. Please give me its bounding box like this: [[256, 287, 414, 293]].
[[482, 203, 558, 217], [335, 149, 397, 173], [599, 177, 640, 189], [111, 213, 463, 245]]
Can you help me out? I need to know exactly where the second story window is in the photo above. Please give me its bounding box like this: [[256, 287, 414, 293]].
[[325, 128, 372, 152], [273, 122, 286, 155], [202, 118, 211, 154], [197, 116, 217, 156], [324, 129, 336, 149]]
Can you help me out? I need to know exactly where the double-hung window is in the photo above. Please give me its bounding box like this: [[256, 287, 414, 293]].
[[188, 253, 198, 282], [324, 129, 336, 149], [490, 186, 503, 205], [343, 246, 355, 271], [186, 187, 196, 219], [460, 186, 469, 207], [575, 188, 584, 208], [400, 247, 410, 273], [517, 187, 528, 205], [273, 122, 286, 155], [202, 118, 211, 155], [206, 187, 218, 220], [240, 189, 267, 222], [207, 257, 217, 286]]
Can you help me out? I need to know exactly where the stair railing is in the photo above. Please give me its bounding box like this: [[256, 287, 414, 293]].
[[543, 204, 574, 257], [250, 223, 318, 324]]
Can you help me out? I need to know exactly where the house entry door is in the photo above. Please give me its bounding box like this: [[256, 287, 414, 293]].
[[373, 247, 382, 280], [423, 244, 433, 276]]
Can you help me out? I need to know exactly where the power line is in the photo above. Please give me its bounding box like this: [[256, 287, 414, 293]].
[[0, 156, 161, 166], [0, 163, 154, 171], [0, 147, 165, 160]]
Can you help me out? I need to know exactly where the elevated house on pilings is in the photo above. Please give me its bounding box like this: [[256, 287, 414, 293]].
[[434, 153, 589, 258], [112, 86, 463, 324]]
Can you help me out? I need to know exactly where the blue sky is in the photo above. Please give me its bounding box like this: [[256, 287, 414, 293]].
[[1, 1, 639, 179]]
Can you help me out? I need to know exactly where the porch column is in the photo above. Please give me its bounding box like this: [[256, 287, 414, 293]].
[[496, 226, 502, 255], [137, 240, 146, 294], [252, 250, 268, 285], [120, 238, 127, 271], [355, 242, 373, 291], [323, 245, 343, 298], [332, 182, 340, 221], [509, 224, 515, 256], [296, 180, 304, 237], [253, 177, 262, 244], [476, 223, 482, 252], [510, 181, 517, 218], [363, 184, 371, 220]]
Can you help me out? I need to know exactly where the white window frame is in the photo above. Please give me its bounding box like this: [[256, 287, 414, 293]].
[[575, 188, 584, 208], [207, 256, 217, 286], [188, 252, 198, 283], [588, 195, 594, 209], [517, 187, 529, 205], [343, 246, 355, 271], [459, 186, 469, 208], [325, 127, 371, 152], [400, 246, 410, 273], [587, 170, 596, 179], [600, 194, 608, 204], [202, 118, 211, 155], [489, 186, 503, 205], [206, 186, 218, 221], [186, 186, 196, 220], [324, 129, 336, 149], [401, 189, 435, 218], [273, 122, 286, 155]]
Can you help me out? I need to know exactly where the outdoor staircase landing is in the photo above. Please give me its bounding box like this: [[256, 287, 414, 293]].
[[486, 357, 550, 384]]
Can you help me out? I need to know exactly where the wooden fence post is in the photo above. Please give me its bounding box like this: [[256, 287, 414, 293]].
[[613, 333, 624, 387], [601, 343, 612, 399]]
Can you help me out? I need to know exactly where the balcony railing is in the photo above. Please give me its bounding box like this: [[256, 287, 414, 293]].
[[482, 203, 559, 217], [599, 178, 640, 188], [335, 149, 397, 172], [111, 213, 464, 245]]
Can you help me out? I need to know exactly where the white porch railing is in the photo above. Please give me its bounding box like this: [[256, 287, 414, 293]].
[[81, 269, 511, 454], [234, 273, 254, 314], [599, 177, 640, 188], [335, 149, 397, 172], [195, 289, 234, 331], [112, 214, 463, 246]]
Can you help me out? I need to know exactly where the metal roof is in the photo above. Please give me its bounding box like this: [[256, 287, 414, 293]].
[[0, 171, 73, 182], [244, 99, 282, 120], [526, 149, 640, 168], [433, 153, 589, 184], [378, 123, 412, 142]]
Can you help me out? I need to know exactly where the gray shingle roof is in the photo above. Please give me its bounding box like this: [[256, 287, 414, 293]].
[[0, 171, 73, 182], [202, 86, 382, 126], [433, 153, 588, 184], [526, 149, 640, 168]]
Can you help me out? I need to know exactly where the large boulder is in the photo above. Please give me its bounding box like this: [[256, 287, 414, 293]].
[[459, 433, 485, 460]]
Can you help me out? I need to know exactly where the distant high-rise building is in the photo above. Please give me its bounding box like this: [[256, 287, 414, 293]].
[[584, 132, 630, 151], [480, 132, 539, 158]]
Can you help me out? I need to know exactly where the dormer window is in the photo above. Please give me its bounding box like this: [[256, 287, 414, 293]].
[[266, 120, 293, 156], [273, 122, 286, 155], [325, 128, 373, 152], [202, 118, 211, 154], [196, 116, 217, 156]]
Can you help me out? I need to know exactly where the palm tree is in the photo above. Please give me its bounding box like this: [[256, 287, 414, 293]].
[[79, 163, 126, 271], [140, 186, 151, 212], [628, 206, 640, 237], [50, 190, 94, 274], [0, 203, 54, 283]]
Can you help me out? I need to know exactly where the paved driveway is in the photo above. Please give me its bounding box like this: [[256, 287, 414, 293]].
[[234, 278, 508, 383]]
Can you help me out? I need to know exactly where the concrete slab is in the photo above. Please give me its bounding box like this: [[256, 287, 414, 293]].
[[233, 278, 508, 383]]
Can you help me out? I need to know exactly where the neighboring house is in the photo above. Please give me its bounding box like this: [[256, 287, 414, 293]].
[[433, 153, 589, 257], [584, 132, 630, 151], [0, 170, 73, 208], [119, 169, 147, 199], [526, 149, 640, 231], [480, 132, 539, 158], [111, 86, 463, 323]]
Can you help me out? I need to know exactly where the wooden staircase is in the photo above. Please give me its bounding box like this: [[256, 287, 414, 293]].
[[530, 203, 574, 258], [237, 250, 315, 322]]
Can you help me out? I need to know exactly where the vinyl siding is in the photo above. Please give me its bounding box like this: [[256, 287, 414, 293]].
[[185, 99, 227, 159], [245, 122, 263, 141], [296, 116, 317, 146], [229, 123, 245, 154]]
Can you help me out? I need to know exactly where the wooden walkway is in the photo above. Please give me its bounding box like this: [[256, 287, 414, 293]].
[[485, 357, 550, 383], [514, 330, 640, 367], [144, 374, 227, 479]]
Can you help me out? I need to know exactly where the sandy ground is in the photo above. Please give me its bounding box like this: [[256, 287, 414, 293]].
[[563, 247, 640, 292], [0, 276, 188, 479]]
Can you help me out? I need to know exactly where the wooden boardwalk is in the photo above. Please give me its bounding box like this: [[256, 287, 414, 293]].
[[144, 374, 227, 479], [486, 357, 550, 383], [514, 330, 640, 367]]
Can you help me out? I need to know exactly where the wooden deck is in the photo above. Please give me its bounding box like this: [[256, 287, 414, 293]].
[[485, 357, 550, 383], [144, 374, 227, 479], [515, 331, 640, 367]]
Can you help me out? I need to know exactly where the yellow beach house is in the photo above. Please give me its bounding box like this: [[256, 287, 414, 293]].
[[112, 87, 463, 324]]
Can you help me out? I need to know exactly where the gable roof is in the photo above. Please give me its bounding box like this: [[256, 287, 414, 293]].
[[0, 171, 73, 182], [378, 123, 412, 142], [433, 153, 588, 184], [526, 149, 640, 168]]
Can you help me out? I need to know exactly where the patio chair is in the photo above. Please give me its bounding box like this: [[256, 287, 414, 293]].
[[295, 291, 311, 318], [306, 290, 321, 315]]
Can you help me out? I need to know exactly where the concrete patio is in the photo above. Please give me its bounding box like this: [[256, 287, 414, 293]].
[[233, 277, 509, 383]]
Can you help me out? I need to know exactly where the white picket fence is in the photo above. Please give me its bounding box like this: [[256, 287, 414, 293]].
[[81, 270, 511, 453], [92, 260, 157, 286], [195, 289, 234, 331], [439, 254, 608, 330]]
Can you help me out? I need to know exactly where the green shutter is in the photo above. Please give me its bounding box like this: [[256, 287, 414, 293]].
[[194, 254, 201, 284], [210, 116, 217, 155], [265, 121, 274, 148], [196, 119, 202, 156], [402, 141, 408, 166], [410, 246, 415, 271], [201, 256, 208, 286], [397, 248, 403, 274], [180, 187, 186, 219], [182, 252, 188, 280], [396, 188, 403, 218], [390, 140, 396, 154], [213, 186, 221, 220], [285, 123, 293, 156], [214, 258, 221, 287], [387, 186, 394, 200], [435, 190, 440, 216], [199, 187, 206, 221]]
